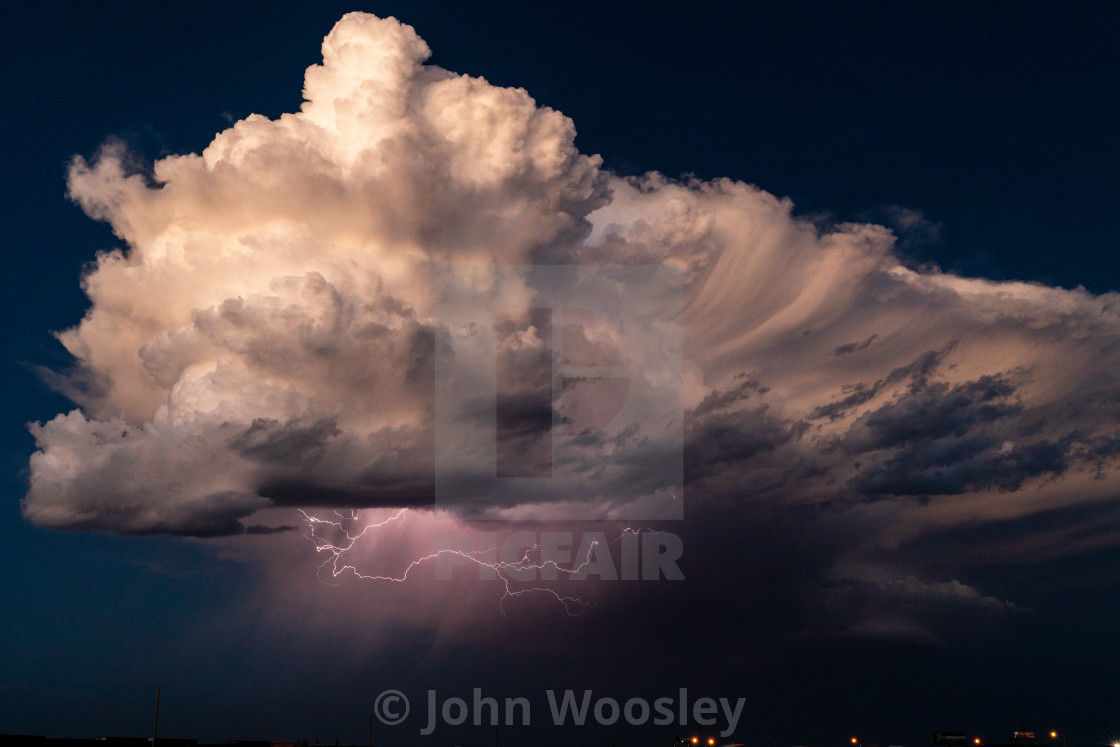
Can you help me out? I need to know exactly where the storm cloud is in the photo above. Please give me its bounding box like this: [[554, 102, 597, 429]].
[[22, 12, 1120, 644]]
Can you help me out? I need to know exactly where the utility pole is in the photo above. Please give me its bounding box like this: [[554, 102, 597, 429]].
[[152, 686, 161, 747], [1104, 719, 1112, 745]]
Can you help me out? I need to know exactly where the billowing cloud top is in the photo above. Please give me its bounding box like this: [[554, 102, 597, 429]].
[[25, 9, 1120, 613]]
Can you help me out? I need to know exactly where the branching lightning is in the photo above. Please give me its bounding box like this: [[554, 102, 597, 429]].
[[298, 508, 645, 616]]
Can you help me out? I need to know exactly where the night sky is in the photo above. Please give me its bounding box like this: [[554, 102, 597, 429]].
[[2, 3, 1119, 745]]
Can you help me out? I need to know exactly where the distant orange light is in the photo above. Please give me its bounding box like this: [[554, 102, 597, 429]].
[[852, 739, 858, 744], [975, 739, 982, 744], [692, 739, 699, 744], [709, 740, 716, 746], [1050, 734, 1057, 739]]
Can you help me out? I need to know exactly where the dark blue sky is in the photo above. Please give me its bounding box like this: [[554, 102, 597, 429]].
[[2, 2, 1119, 744]]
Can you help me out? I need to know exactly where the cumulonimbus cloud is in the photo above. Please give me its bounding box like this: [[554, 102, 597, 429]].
[[23, 14, 1120, 634]]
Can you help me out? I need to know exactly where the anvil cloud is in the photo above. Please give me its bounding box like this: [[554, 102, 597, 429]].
[[23, 13, 1120, 640]]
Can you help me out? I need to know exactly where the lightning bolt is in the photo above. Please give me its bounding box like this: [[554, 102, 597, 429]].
[[298, 508, 643, 616]]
